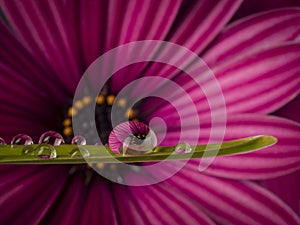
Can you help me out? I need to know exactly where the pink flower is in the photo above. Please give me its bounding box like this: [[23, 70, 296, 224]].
[[0, 1, 299, 224]]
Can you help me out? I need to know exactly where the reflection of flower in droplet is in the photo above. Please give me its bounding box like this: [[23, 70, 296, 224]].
[[0, 1, 300, 224], [108, 121, 157, 155]]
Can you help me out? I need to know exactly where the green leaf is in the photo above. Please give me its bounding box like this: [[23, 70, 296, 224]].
[[0, 135, 277, 164]]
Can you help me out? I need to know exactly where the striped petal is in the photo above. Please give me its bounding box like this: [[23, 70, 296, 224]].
[[209, 42, 300, 114], [258, 170, 300, 216], [198, 114, 300, 179], [0, 22, 65, 141], [79, 180, 118, 225], [66, 0, 181, 69], [204, 8, 300, 67], [131, 0, 242, 93], [113, 175, 216, 225], [167, 0, 242, 53], [141, 42, 300, 127], [145, 164, 300, 225], [0, 165, 68, 225], [0, 0, 82, 93], [233, 0, 300, 20]]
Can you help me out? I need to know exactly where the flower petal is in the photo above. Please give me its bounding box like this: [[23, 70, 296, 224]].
[[210, 42, 300, 114], [131, 0, 242, 92], [0, 23, 66, 141], [233, 0, 300, 20], [199, 114, 300, 179], [66, 0, 181, 68], [167, 0, 242, 53], [140, 42, 300, 125], [146, 164, 300, 225], [258, 170, 300, 216], [114, 175, 216, 225], [0, 165, 68, 225], [204, 8, 300, 67], [1, 0, 81, 93], [79, 180, 118, 225]]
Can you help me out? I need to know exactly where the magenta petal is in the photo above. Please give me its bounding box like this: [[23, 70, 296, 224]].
[[204, 8, 300, 67], [147, 165, 300, 225], [200, 114, 300, 179], [167, 0, 242, 53], [42, 174, 88, 225], [1, 0, 82, 93], [0, 165, 68, 225], [258, 170, 300, 216], [79, 180, 118, 225], [209, 43, 300, 114], [133, 0, 242, 88], [113, 178, 216, 225], [233, 0, 300, 20], [105, 0, 181, 92]]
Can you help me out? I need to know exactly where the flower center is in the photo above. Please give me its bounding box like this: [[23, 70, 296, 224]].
[[60, 92, 146, 184], [61, 92, 137, 145]]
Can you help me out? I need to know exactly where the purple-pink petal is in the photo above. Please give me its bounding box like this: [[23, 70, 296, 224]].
[[199, 114, 300, 179], [209, 43, 300, 114], [203, 8, 300, 67], [0, 165, 69, 225], [145, 164, 300, 225], [114, 175, 216, 225], [79, 180, 119, 225], [1, 0, 82, 93], [167, 0, 242, 53], [258, 170, 300, 216]]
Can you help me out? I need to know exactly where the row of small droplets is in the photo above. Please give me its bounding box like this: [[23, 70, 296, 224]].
[[0, 131, 89, 160]]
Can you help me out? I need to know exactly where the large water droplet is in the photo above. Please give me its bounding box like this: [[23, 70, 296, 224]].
[[175, 142, 192, 154], [0, 137, 6, 145], [71, 136, 86, 145], [11, 134, 33, 146], [36, 144, 57, 160], [69, 147, 90, 158], [39, 131, 65, 146], [108, 121, 157, 155]]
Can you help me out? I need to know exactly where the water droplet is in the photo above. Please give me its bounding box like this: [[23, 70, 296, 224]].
[[175, 142, 192, 154], [39, 131, 65, 146], [11, 134, 33, 146], [69, 147, 90, 158], [122, 129, 157, 155], [22, 145, 36, 155], [0, 137, 6, 145], [36, 144, 57, 160], [71, 136, 86, 145], [109, 121, 157, 155]]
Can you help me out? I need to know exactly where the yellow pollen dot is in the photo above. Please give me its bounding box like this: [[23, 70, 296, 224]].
[[96, 163, 105, 170], [125, 109, 135, 118], [63, 118, 71, 127], [74, 100, 84, 110], [106, 95, 115, 105], [68, 107, 77, 117], [96, 94, 105, 105], [109, 164, 117, 170], [117, 98, 127, 108], [63, 127, 73, 136], [82, 96, 92, 105]]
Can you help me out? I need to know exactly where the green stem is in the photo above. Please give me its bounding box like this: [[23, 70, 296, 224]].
[[0, 135, 276, 164]]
